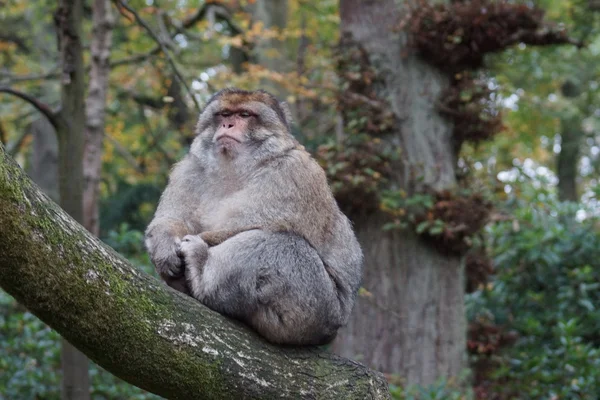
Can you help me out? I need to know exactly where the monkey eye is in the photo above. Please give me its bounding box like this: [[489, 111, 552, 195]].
[[217, 111, 232, 117], [239, 111, 252, 118]]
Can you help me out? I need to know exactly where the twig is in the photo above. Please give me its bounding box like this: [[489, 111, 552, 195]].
[[110, 46, 162, 68], [103, 133, 145, 174], [0, 69, 61, 83], [175, 3, 242, 35], [6, 130, 30, 156], [114, 0, 201, 112], [0, 87, 61, 130], [138, 104, 176, 165]]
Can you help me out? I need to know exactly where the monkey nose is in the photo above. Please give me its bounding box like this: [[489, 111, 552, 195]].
[[223, 123, 234, 128]]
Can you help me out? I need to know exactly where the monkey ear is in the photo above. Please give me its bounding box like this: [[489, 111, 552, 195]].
[[279, 102, 293, 128]]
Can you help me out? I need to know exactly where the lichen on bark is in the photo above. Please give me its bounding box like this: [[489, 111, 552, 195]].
[[0, 144, 391, 400]]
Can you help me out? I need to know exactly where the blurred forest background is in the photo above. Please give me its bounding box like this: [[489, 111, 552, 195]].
[[2, 0, 600, 399]]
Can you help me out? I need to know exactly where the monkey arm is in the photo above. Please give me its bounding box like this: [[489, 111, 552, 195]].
[[147, 157, 203, 237], [145, 157, 205, 289]]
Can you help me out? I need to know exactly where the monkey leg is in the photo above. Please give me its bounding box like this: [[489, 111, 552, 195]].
[[164, 276, 190, 295], [185, 230, 344, 346]]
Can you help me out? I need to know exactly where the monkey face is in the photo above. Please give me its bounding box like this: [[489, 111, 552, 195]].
[[213, 109, 255, 156], [194, 88, 294, 160]]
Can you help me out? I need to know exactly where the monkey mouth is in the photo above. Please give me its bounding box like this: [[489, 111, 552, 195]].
[[215, 134, 241, 143]]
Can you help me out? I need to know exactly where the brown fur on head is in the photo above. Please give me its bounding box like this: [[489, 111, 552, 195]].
[[206, 88, 293, 129]]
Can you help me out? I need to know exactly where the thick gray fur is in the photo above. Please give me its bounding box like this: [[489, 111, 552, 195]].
[[145, 88, 363, 345]]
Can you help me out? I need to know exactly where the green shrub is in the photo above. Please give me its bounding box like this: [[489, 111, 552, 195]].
[[468, 182, 600, 399]]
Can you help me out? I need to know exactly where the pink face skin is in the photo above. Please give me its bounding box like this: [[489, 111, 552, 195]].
[[213, 109, 255, 156]]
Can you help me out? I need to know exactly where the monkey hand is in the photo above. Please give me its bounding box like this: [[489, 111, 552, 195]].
[[179, 234, 209, 272], [146, 233, 185, 279]]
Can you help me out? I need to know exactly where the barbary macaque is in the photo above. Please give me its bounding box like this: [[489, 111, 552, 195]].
[[145, 88, 363, 345]]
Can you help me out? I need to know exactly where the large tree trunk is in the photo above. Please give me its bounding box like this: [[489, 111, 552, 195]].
[[55, 1, 90, 398], [333, 0, 466, 385], [0, 144, 391, 400]]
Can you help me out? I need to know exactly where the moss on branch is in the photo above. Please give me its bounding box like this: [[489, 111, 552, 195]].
[[0, 143, 391, 400]]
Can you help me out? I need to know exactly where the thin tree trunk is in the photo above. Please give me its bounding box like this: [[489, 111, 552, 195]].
[[83, 0, 114, 236], [250, 0, 289, 98], [28, 118, 59, 202], [557, 117, 581, 202], [55, 1, 89, 398], [333, 0, 466, 386], [0, 144, 391, 400]]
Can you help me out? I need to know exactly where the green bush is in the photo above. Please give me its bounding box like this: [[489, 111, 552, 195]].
[[468, 181, 600, 399]]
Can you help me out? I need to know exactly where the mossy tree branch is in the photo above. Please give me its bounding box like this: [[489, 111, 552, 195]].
[[0, 143, 390, 400]]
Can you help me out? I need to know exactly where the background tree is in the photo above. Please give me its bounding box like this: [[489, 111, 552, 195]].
[[331, 0, 466, 385]]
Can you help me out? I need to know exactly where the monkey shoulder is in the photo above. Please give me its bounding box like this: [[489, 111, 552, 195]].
[[258, 148, 328, 192]]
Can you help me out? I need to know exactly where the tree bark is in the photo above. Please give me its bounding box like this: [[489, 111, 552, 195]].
[[250, 0, 289, 98], [0, 144, 391, 399], [55, 1, 90, 398], [333, 0, 466, 386], [557, 80, 583, 203], [28, 118, 59, 202], [83, 0, 114, 237], [556, 116, 581, 202]]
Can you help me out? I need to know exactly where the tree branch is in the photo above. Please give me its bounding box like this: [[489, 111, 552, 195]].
[[110, 47, 162, 69], [0, 69, 61, 83], [138, 104, 177, 165], [0, 87, 62, 130], [174, 2, 243, 35], [104, 132, 145, 174], [0, 144, 391, 400], [6, 130, 30, 156], [114, 0, 201, 112]]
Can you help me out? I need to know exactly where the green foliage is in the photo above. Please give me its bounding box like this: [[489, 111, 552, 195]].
[[468, 178, 600, 399], [100, 181, 161, 238], [381, 189, 490, 254], [103, 224, 154, 274], [0, 227, 160, 399]]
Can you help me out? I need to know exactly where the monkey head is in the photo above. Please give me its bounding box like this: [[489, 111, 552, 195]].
[[193, 88, 295, 162]]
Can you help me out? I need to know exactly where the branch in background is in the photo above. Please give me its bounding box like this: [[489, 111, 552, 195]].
[[104, 133, 145, 174], [117, 88, 166, 109], [109, 47, 162, 69], [1, 2, 241, 83], [6, 130, 30, 156], [507, 28, 584, 48], [179, 3, 209, 28], [174, 2, 243, 35], [0, 69, 61, 83], [138, 104, 176, 165], [0, 87, 62, 130], [0, 33, 30, 53], [156, 9, 178, 52], [114, 0, 201, 112]]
